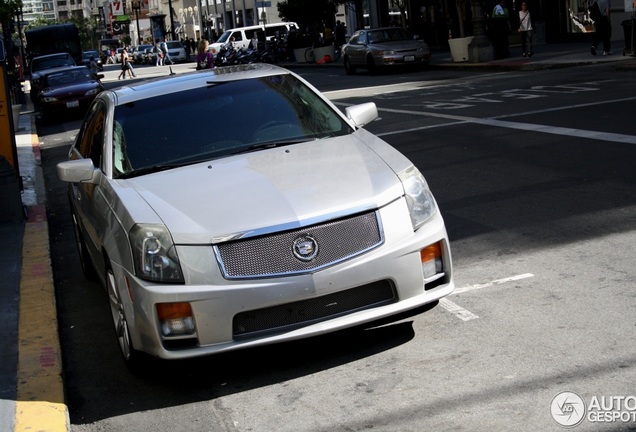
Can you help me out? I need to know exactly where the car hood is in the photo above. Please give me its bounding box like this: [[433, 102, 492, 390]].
[[125, 133, 406, 244], [42, 82, 100, 96]]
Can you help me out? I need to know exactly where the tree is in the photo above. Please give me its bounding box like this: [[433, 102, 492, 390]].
[[277, 0, 344, 32], [0, 0, 21, 28], [389, 0, 408, 29]]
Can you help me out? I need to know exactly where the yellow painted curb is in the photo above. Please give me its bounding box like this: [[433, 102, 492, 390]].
[[15, 401, 69, 432], [15, 207, 69, 431]]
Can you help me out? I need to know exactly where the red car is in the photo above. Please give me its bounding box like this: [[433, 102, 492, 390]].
[[37, 65, 104, 118]]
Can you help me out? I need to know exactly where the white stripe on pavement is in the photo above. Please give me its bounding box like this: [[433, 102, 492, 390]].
[[441, 273, 535, 321]]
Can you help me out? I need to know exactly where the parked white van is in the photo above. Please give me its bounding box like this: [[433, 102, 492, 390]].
[[208, 22, 299, 54]]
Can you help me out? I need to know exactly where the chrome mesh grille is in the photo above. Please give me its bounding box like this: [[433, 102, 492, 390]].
[[216, 211, 382, 279], [233, 280, 396, 337]]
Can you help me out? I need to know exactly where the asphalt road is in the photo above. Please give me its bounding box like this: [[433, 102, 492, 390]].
[[39, 62, 636, 431]]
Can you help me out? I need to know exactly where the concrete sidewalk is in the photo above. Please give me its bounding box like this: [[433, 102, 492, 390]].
[[1, 40, 635, 432]]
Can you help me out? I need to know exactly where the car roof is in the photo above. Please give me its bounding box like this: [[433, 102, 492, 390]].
[[41, 65, 90, 76], [32, 52, 75, 61], [107, 64, 292, 106]]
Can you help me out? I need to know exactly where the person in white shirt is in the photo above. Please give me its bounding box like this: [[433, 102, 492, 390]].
[[518, 2, 533, 57]]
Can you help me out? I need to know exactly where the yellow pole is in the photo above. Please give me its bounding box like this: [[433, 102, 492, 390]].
[[0, 39, 19, 170]]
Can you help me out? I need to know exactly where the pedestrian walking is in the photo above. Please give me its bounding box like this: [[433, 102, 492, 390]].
[[590, 0, 612, 55], [154, 41, 164, 66], [160, 40, 172, 65], [196, 39, 215, 70], [335, 20, 347, 49], [88, 56, 102, 84], [491, 0, 511, 59], [519, 2, 534, 57], [118, 48, 136, 79]]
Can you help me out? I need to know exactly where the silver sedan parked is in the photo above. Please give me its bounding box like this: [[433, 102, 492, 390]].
[[343, 27, 432, 75], [57, 64, 454, 368]]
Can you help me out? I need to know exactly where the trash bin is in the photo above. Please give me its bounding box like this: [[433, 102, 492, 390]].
[[622, 19, 635, 54], [0, 156, 23, 223]]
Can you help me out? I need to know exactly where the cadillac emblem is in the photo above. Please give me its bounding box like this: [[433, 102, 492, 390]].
[[292, 235, 319, 261]]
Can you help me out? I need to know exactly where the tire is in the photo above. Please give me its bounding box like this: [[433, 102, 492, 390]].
[[366, 55, 377, 75], [106, 266, 144, 371], [344, 56, 356, 75]]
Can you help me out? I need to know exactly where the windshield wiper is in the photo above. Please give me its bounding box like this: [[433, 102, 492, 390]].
[[117, 161, 196, 179], [231, 138, 312, 155]]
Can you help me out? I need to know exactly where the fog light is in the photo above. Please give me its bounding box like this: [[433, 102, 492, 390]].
[[157, 302, 195, 336], [421, 241, 443, 279]]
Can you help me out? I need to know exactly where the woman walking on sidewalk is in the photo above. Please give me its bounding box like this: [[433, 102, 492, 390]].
[[519, 2, 534, 57], [118, 48, 137, 80]]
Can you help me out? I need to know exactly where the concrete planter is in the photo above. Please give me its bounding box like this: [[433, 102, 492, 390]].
[[293, 47, 314, 63], [313, 45, 335, 63], [449, 36, 474, 62]]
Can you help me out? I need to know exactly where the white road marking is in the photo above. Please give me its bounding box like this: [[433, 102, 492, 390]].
[[439, 298, 479, 321], [441, 273, 535, 321], [330, 85, 636, 144], [452, 273, 535, 295]]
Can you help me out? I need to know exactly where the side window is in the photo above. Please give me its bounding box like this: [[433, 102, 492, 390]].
[[232, 31, 243, 41], [75, 101, 106, 169], [358, 32, 367, 44]]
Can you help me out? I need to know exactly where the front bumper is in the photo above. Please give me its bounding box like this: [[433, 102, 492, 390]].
[[111, 199, 454, 359]]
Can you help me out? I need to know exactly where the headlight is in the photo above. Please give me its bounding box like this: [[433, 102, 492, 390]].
[[130, 224, 184, 283], [85, 88, 99, 96], [399, 166, 437, 230], [42, 96, 58, 102]]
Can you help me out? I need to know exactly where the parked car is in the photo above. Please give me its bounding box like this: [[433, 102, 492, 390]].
[[132, 44, 153, 63], [342, 27, 431, 75], [56, 63, 454, 368], [115, 47, 124, 63], [29, 52, 77, 103], [143, 46, 160, 64], [166, 40, 188, 62], [82, 50, 103, 71], [209, 22, 298, 54], [37, 65, 103, 118]]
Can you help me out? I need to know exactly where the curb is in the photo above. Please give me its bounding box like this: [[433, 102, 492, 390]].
[[14, 108, 69, 432]]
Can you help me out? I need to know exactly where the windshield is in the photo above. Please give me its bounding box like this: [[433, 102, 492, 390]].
[[45, 69, 93, 87], [112, 74, 353, 178], [31, 55, 75, 72], [216, 31, 232, 43], [368, 28, 412, 44]]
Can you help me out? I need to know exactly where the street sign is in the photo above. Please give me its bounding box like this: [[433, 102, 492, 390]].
[[256, 1, 272, 7]]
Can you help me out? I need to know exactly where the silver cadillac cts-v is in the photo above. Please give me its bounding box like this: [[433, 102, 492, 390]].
[[57, 63, 454, 367]]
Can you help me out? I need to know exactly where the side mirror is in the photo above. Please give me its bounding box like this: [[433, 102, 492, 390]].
[[57, 159, 100, 184], [346, 102, 378, 128]]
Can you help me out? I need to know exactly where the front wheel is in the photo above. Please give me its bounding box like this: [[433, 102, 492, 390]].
[[366, 55, 377, 75], [106, 266, 144, 371]]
